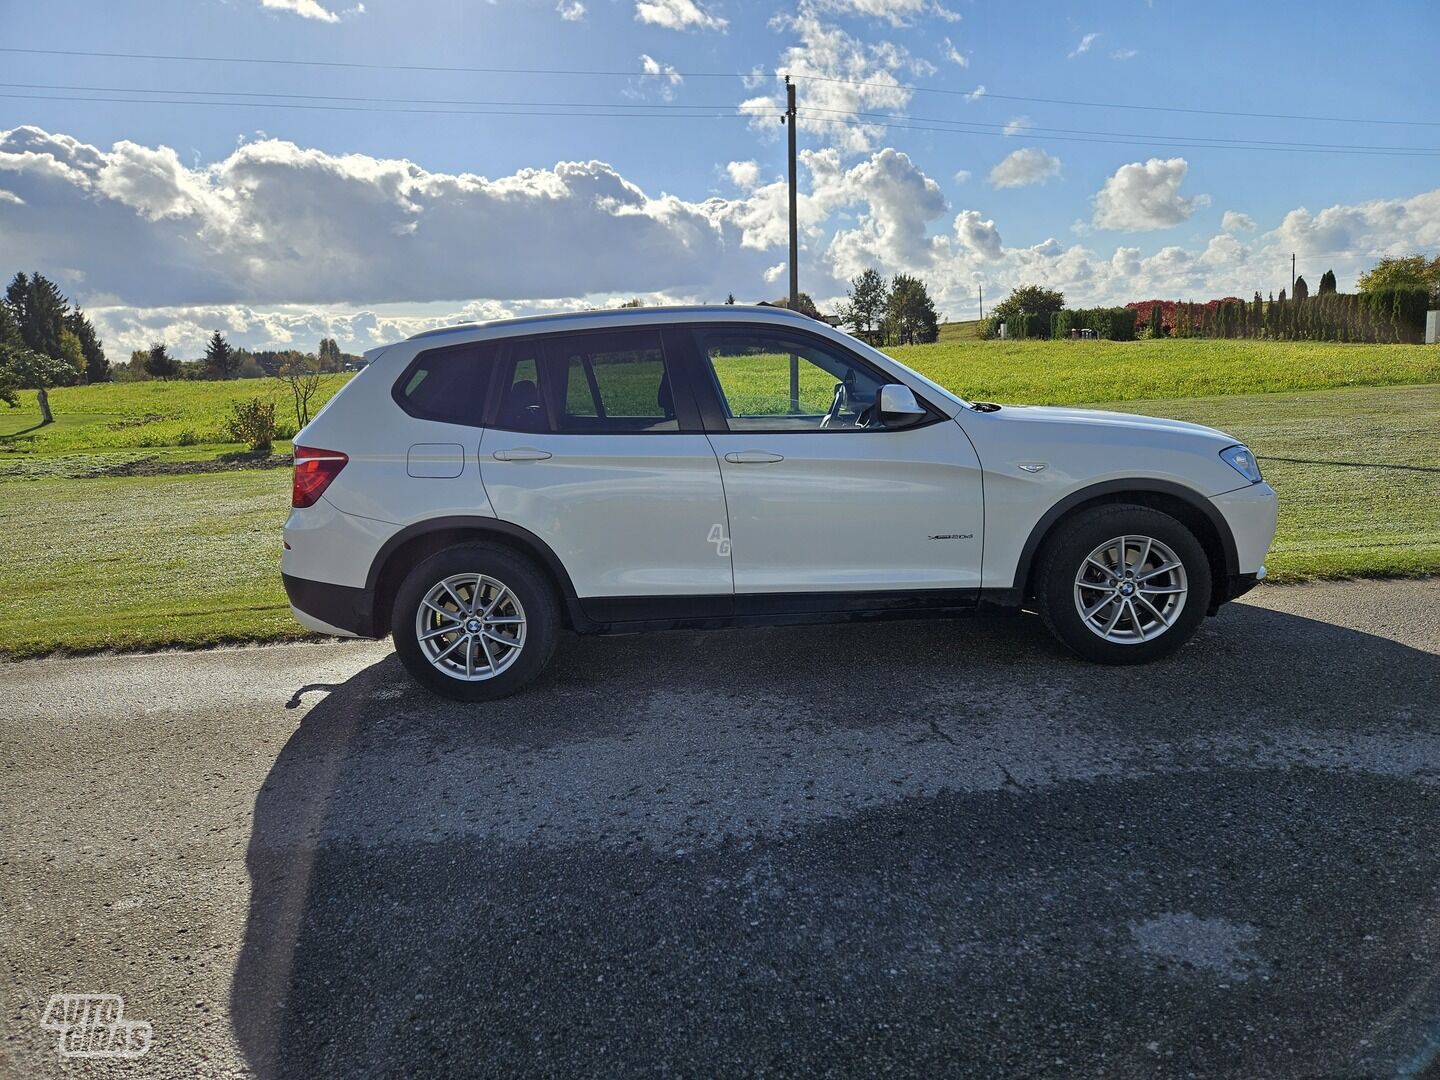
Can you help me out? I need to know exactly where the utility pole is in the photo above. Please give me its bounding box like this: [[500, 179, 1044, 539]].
[[978, 284, 983, 321], [785, 75, 799, 412], [786, 76, 798, 313], [1291, 253, 1296, 293]]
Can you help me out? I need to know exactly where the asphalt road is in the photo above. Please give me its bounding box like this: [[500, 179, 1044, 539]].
[[2, 580, 1439, 1079]]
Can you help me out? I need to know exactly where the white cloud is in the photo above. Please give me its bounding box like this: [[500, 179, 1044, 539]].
[[259, 0, 340, 21], [742, 9, 923, 154], [953, 169, 971, 183], [1110, 48, 1138, 60], [988, 147, 1061, 189], [0, 125, 785, 309], [1092, 157, 1209, 231], [964, 84, 986, 102], [11, 124, 1440, 350], [811, 0, 959, 27], [557, 0, 586, 19], [634, 0, 727, 32], [639, 54, 684, 99], [726, 160, 762, 189], [1068, 32, 1100, 58], [953, 210, 1002, 260], [1002, 116, 1033, 137], [1221, 210, 1256, 232]]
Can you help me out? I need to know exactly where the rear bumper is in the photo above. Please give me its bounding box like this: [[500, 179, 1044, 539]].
[[282, 573, 380, 638]]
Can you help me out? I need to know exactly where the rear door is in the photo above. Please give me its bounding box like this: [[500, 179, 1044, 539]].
[[478, 327, 733, 612], [685, 324, 984, 597]]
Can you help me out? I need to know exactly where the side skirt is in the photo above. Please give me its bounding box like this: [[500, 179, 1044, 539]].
[[569, 589, 998, 635]]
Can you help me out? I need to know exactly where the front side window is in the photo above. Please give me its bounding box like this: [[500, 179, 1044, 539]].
[[695, 328, 889, 431], [493, 330, 679, 433], [394, 342, 497, 426]]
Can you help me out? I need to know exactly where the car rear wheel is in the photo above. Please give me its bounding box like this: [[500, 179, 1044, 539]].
[[393, 543, 559, 701], [1035, 504, 1211, 664]]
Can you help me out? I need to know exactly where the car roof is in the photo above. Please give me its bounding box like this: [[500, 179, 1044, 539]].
[[404, 304, 822, 343]]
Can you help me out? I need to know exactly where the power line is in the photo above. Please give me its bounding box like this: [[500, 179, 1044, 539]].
[[2, 46, 1434, 129], [5, 82, 1427, 153], [802, 104, 1439, 154], [0, 81, 749, 111], [0, 92, 772, 120], [797, 112, 1440, 157]]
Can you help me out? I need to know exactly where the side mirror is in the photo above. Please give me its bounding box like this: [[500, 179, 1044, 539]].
[[875, 384, 927, 428]]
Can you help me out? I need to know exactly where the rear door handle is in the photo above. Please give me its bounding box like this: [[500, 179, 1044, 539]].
[[724, 450, 784, 464], [491, 448, 552, 462]]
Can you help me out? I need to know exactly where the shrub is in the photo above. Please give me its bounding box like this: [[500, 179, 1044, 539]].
[[226, 397, 277, 453]]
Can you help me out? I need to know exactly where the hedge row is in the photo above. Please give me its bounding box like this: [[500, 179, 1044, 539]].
[[1050, 307, 1138, 342]]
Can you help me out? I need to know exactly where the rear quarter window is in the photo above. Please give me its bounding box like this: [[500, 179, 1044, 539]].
[[392, 342, 497, 426]]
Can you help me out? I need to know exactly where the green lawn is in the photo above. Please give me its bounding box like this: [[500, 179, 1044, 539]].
[[0, 375, 349, 460], [1, 378, 1436, 658], [888, 338, 1440, 405]]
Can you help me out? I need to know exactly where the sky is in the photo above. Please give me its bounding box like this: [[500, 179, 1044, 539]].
[[0, 0, 1436, 356]]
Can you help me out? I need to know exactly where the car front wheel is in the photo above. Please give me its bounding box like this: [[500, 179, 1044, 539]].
[[1035, 504, 1212, 664], [392, 543, 559, 701]]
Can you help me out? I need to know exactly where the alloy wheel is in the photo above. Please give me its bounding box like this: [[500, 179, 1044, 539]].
[[414, 573, 527, 681], [1072, 534, 1188, 644]]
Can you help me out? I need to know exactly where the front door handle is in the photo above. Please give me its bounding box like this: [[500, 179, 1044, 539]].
[[491, 448, 553, 462], [724, 450, 784, 464]]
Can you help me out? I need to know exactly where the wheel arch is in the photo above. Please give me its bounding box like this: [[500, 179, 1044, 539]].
[[366, 517, 580, 636], [1013, 479, 1238, 609]]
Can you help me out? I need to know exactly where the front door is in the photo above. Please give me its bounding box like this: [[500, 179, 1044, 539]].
[[479, 327, 732, 606], [688, 325, 984, 596]]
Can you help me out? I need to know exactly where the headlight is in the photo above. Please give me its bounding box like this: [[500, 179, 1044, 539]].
[[1220, 444, 1262, 484]]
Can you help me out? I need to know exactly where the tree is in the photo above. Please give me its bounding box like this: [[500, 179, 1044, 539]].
[[618, 298, 645, 308], [1293, 275, 1309, 302], [838, 268, 887, 341], [64, 308, 109, 383], [724, 293, 736, 305], [280, 352, 334, 430], [145, 342, 179, 380], [770, 292, 821, 319], [58, 328, 86, 383], [0, 306, 78, 425], [204, 331, 237, 380], [1358, 253, 1440, 302], [5, 271, 70, 361], [988, 284, 1065, 331], [1318, 269, 1337, 295], [317, 337, 345, 372], [883, 274, 939, 345]]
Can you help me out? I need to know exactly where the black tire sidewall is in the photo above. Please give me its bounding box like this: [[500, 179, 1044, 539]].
[[1037, 505, 1212, 664], [392, 543, 560, 701]]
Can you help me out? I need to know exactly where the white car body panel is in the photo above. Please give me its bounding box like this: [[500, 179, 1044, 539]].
[[707, 422, 984, 591], [478, 432, 733, 597]]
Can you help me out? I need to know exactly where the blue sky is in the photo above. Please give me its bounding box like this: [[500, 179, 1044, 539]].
[[1, 0, 1436, 353]]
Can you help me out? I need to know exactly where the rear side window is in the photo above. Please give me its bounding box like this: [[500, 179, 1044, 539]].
[[393, 342, 497, 426], [492, 330, 679, 434]]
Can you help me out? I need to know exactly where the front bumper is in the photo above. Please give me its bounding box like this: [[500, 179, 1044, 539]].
[[282, 573, 379, 638]]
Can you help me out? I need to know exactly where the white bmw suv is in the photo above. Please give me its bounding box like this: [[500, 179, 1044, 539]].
[[282, 305, 1277, 700]]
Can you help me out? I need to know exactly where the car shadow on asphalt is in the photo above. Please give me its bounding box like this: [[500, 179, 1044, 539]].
[[230, 604, 1440, 1079]]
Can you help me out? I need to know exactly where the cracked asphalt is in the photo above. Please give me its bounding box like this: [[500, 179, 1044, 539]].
[[2, 579, 1438, 1079]]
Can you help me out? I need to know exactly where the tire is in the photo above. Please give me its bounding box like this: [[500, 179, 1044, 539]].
[[1034, 503, 1212, 665], [392, 543, 560, 701]]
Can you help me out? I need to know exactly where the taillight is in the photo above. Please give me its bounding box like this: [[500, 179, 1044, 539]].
[[292, 446, 348, 508]]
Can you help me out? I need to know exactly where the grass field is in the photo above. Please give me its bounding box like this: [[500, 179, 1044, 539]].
[[1, 339, 1437, 656]]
